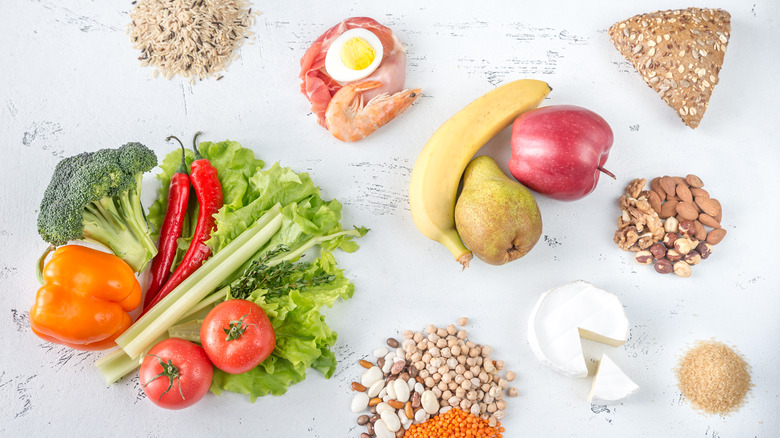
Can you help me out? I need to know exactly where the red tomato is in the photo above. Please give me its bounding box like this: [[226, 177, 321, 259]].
[[200, 299, 276, 374], [139, 338, 213, 410]]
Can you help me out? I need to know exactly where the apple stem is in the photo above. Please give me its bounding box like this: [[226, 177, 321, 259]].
[[598, 166, 616, 180]]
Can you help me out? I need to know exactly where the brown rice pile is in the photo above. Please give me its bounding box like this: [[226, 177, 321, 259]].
[[128, 0, 256, 80], [676, 340, 752, 415]]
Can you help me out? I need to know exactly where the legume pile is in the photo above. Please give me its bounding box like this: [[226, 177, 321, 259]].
[[350, 319, 517, 437]]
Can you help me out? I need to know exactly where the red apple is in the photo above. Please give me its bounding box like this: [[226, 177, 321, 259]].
[[508, 105, 614, 201]]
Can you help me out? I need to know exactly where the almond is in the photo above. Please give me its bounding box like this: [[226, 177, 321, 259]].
[[693, 220, 707, 241], [660, 176, 677, 197], [706, 228, 727, 245], [650, 177, 662, 193], [648, 190, 662, 213], [713, 199, 722, 222], [659, 200, 679, 219], [676, 201, 699, 221], [690, 187, 709, 199], [698, 213, 721, 229], [676, 183, 693, 204], [695, 197, 721, 218], [672, 176, 687, 186], [685, 174, 704, 188]]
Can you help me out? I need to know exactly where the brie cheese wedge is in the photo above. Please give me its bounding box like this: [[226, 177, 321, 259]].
[[527, 280, 629, 377], [588, 353, 639, 404]]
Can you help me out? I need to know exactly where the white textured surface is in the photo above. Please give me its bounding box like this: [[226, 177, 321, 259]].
[[1, 1, 779, 437]]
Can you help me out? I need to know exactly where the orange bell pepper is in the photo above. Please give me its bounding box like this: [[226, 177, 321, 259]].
[[30, 245, 141, 351]]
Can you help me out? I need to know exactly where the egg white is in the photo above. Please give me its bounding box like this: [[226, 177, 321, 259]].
[[324, 28, 384, 83]]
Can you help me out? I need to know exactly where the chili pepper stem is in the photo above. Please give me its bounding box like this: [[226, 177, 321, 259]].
[[192, 131, 204, 160]]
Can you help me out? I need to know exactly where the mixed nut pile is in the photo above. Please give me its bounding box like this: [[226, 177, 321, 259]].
[[614, 174, 725, 277], [350, 319, 518, 437]]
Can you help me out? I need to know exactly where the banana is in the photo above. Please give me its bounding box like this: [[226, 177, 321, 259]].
[[409, 79, 551, 268]]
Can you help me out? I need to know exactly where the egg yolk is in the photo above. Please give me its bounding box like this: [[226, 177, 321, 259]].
[[340, 37, 376, 71]]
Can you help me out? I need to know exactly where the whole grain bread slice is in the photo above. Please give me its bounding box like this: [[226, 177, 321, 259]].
[[608, 8, 731, 128]]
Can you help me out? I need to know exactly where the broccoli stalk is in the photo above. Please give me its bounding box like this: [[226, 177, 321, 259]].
[[37, 143, 158, 272]]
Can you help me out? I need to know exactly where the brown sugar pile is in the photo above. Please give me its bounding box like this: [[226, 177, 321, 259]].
[[676, 340, 752, 415]]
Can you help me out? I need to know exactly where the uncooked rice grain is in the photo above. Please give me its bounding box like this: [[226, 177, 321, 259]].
[[675, 339, 752, 415], [128, 0, 256, 81]]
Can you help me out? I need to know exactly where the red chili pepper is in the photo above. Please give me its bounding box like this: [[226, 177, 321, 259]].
[[143, 139, 190, 309], [144, 132, 223, 313]]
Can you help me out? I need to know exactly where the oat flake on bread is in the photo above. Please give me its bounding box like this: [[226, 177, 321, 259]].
[[128, 0, 256, 81], [608, 8, 731, 129]]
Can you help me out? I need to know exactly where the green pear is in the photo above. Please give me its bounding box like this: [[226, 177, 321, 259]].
[[455, 155, 542, 265]]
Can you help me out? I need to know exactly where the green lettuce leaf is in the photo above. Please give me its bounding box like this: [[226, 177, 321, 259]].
[[210, 250, 353, 401]]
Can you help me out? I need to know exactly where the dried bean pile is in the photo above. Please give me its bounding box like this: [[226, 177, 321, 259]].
[[350, 320, 518, 437]]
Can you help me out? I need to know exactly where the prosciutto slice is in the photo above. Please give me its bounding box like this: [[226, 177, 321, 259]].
[[300, 17, 408, 127]]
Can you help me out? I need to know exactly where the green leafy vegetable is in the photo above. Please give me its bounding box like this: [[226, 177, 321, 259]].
[[36, 143, 158, 272], [211, 250, 353, 400]]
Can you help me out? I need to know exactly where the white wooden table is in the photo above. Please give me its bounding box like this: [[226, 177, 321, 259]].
[[1, 1, 778, 436]]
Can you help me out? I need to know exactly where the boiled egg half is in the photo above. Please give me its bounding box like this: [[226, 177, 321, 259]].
[[324, 28, 384, 83]]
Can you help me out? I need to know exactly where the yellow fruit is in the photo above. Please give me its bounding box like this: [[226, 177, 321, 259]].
[[408, 79, 551, 268]]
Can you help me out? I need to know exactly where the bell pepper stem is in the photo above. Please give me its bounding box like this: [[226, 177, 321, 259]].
[[36, 245, 56, 286]]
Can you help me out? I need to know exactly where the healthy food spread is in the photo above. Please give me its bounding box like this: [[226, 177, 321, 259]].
[[19, 2, 760, 432]]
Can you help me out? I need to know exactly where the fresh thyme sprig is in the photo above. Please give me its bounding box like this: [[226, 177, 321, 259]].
[[229, 245, 336, 300]]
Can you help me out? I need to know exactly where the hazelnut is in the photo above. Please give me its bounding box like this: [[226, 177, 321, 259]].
[[649, 243, 667, 259], [654, 259, 673, 274], [663, 232, 679, 249], [696, 242, 714, 259], [673, 261, 692, 278], [674, 238, 694, 255], [664, 216, 679, 233], [678, 220, 695, 238], [684, 250, 702, 265], [666, 249, 682, 262], [634, 250, 654, 265]]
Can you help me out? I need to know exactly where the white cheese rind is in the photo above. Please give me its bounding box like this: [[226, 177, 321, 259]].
[[527, 280, 629, 377], [588, 353, 639, 404]]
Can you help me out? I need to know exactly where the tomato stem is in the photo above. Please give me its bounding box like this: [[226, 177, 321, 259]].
[[143, 354, 185, 401], [224, 314, 254, 341]]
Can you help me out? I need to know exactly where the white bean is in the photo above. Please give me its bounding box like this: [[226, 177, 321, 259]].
[[376, 402, 394, 415], [414, 408, 429, 423], [394, 379, 410, 403], [368, 380, 385, 398], [350, 392, 369, 413], [374, 419, 394, 438], [421, 390, 438, 414], [440, 406, 452, 415], [361, 366, 383, 388], [381, 360, 392, 374], [373, 347, 389, 358], [378, 387, 388, 398], [414, 382, 424, 394], [386, 379, 397, 399], [407, 378, 416, 392], [396, 348, 405, 358], [380, 411, 401, 432]]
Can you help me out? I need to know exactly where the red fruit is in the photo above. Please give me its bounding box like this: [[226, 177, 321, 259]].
[[509, 105, 614, 201]]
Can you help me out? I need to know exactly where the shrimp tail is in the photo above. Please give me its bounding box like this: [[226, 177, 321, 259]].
[[326, 82, 421, 142]]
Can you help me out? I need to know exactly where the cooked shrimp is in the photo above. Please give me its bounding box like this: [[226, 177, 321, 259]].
[[325, 81, 421, 142]]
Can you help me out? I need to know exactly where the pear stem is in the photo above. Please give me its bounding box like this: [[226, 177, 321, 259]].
[[598, 166, 616, 180]]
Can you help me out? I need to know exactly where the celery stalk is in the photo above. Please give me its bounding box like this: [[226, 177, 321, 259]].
[[115, 205, 283, 359], [267, 229, 364, 266]]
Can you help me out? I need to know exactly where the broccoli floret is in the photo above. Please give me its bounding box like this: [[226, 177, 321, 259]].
[[37, 143, 159, 272]]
